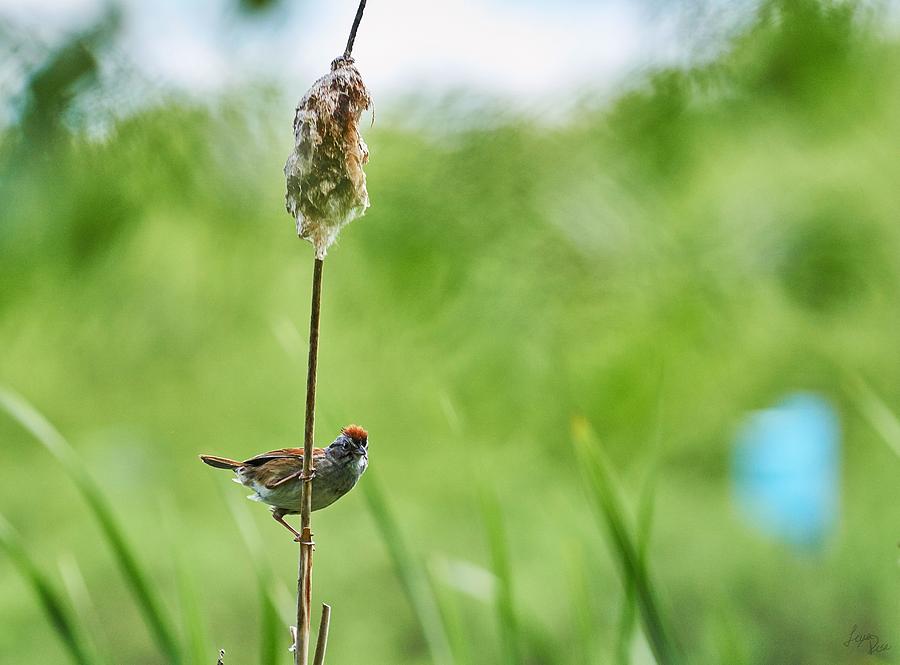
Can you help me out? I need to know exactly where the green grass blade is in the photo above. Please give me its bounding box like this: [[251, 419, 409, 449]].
[[161, 501, 212, 665], [614, 463, 657, 665], [478, 490, 521, 665], [0, 386, 183, 663], [616, 379, 664, 665], [224, 489, 286, 665], [57, 553, 108, 664], [424, 559, 475, 665], [175, 554, 211, 664], [614, 575, 638, 665], [362, 470, 455, 665], [848, 376, 900, 459], [259, 586, 282, 665], [0, 514, 100, 665], [565, 544, 601, 665], [572, 417, 678, 665]]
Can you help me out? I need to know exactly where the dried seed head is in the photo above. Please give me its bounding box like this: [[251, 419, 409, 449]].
[[284, 56, 372, 258]]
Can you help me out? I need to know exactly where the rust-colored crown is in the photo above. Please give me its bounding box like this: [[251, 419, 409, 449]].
[[342, 424, 368, 441]]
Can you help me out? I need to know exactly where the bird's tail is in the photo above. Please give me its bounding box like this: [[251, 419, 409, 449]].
[[199, 454, 243, 470]]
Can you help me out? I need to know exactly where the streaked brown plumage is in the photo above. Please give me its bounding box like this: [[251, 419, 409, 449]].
[[200, 425, 368, 540]]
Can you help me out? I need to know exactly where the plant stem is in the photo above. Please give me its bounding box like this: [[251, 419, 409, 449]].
[[312, 604, 332, 665], [296, 257, 324, 665], [294, 5, 369, 660], [343, 0, 368, 58]]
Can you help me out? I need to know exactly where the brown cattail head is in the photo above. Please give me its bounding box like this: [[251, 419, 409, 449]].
[[284, 56, 372, 259]]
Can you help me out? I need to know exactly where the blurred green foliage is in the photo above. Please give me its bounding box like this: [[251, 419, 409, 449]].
[[2, 1, 900, 663]]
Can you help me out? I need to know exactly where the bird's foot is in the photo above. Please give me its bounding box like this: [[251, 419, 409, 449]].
[[272, 509, 303, 540], [294, 527, 315, 549]]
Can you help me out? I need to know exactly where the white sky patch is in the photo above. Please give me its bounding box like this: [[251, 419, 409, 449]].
[[292, 0, 661, 98], [0, 0, 94, 25], [120, 0, 227, 92], [0, 0, 687, 103], [6, 0, 900, 104]]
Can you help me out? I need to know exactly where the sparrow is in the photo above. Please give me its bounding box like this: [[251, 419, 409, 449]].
[[200, 425, 369, 541]]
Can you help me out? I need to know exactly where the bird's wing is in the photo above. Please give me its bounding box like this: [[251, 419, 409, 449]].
[[251, 457, 303, 489], [242, 447, 325, 466], [244, 450, 328, 490]]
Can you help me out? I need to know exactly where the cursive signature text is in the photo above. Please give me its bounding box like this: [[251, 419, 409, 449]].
[[844, 624, 891, 655]]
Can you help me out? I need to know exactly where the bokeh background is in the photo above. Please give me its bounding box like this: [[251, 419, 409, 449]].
[[2, 1, 899, 663]]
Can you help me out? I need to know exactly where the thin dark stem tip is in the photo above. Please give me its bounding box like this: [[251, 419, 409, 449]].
[[344, 0, 368, 58]]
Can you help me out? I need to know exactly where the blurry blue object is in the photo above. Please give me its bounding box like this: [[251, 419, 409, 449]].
[[732, 392, 840, 550]]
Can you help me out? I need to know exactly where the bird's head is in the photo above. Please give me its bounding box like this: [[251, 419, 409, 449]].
[[329, 424, 368, 459]]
